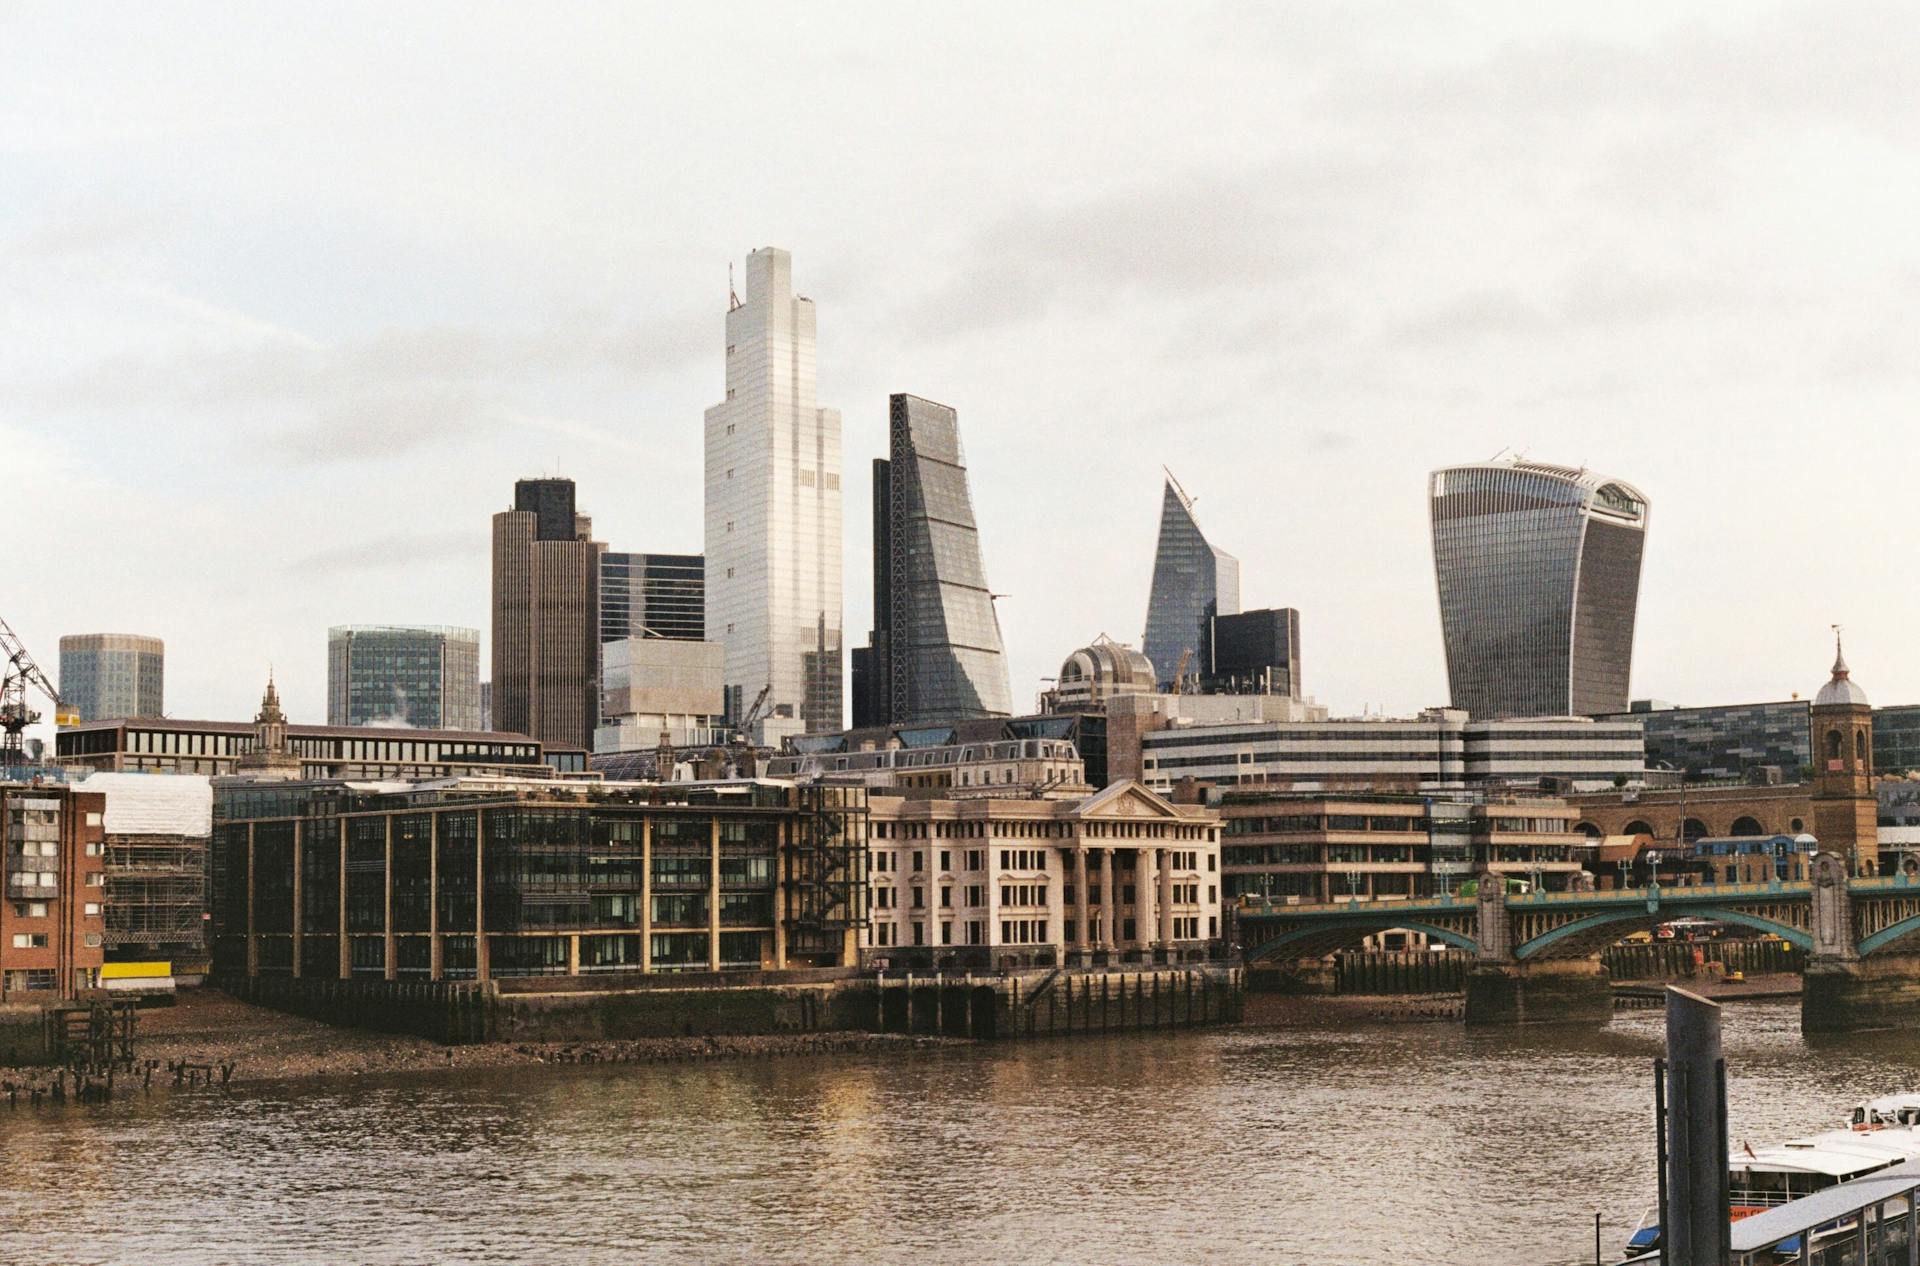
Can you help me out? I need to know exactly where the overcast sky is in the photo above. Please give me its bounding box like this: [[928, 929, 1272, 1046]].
[[5, 2, 1916, 737]]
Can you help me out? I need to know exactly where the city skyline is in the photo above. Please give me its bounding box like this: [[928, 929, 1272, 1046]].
[[9, 4, 1917, 734]]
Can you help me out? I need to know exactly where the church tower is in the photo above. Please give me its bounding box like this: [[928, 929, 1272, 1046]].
[[1810, 632, 1878, 874], [234, 673, 304, 781]]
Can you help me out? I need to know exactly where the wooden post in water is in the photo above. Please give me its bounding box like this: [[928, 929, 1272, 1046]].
[[1663, 987, 1730, 1266]]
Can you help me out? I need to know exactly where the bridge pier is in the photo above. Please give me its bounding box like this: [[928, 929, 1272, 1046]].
[[1804, 953, 1920, 1033], [1464, 960, 1613, 1027]]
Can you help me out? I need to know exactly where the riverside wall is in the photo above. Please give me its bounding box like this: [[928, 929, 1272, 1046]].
[[217, 964, 1244, 1046]]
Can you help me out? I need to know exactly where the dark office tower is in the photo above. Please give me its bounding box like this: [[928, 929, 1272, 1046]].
[[1142, 472, 1240, 691], [1429, 458, 1650, 719], [854, 395, 1013, 725], [1204, 608, 1301, 697], [599, 553, 705, 643], [492, 478, 605, 750]]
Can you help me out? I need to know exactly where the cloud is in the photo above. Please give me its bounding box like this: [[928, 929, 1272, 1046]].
[[289, 531, 478, 576]]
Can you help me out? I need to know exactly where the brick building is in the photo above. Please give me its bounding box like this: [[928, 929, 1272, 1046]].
[[1, 783, 107, 1000]]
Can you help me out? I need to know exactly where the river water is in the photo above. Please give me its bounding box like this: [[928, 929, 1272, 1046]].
[[4, 1001, 1919, 1265]]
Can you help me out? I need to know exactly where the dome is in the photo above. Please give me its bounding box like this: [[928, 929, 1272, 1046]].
[[1815, 635, 1869, 708], [1055, 637, 1157, 707]]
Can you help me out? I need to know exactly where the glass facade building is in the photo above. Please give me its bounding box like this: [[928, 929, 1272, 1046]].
[[600, 553, 704, 643], [1874, 705, 1920, 776], [58, 633, 164, 721], [852, 394, 1013, 727], [1142, 474, 1240, 691], [1429, 460, 1649, 719], [1595, 700, 1811, 782], [327, 625, 481, 731], [1204, 607, 1301, 698], [704, 248, 843, 736]]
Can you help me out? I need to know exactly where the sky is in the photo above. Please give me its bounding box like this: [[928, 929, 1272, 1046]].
[[5, 1, 1919, 738]]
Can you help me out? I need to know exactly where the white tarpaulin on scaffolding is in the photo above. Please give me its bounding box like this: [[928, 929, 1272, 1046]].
[[75, 771, 213, 838]]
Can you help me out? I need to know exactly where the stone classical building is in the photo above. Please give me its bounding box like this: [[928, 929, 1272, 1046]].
[[864, 781, 1222, 971]]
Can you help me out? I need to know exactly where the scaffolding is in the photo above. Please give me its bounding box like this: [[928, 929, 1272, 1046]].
[[105, 834, 209, 957]]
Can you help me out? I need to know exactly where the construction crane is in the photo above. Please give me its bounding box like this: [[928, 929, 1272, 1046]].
[[0, 615, 71, 763], [734, 682, 773, 741], [1171, 647, 1194, 696]]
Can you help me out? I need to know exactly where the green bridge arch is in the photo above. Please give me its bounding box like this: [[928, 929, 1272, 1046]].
[[1515, 906, 1813, 960], [1856, 914, 1920, 957]]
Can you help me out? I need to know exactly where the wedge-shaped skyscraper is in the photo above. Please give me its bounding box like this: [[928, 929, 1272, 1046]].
[[1429, 458, 1649, 719], [1142, 473, 1240, 690], [852, 395, 1012, 726]]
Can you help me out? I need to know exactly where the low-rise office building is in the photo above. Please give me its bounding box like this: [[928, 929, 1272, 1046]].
[[1, 783, 107, 1000], [1595, 699, 1811, 783], [210, 775, 868, 982], [1216, 789, 1586, 905], [864, 781, 1222, 971], [1140, 710, 1645, 793], [595, 637, 728, 754], [59, 715, 588, 780]]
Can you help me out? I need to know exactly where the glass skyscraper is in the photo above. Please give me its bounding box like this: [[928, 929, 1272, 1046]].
[[599, 553, 704, 643], [1429, 459, 1649, 719], [58, 633, 164, 721], [1142, 473, 1240, 691], [852, 394, 1012, 726], [704, 248, 843, 736], [327, 625, 482, 731]]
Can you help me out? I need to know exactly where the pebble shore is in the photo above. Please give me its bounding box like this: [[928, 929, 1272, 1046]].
[[0, 988, 962, 1098]]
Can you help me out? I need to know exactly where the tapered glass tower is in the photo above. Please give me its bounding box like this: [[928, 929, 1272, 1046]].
[[853, 394, 1012, 725], [1142, 473, 1240, 691], [1429, 458, 1649, 719], [704, 249, 843, 736]]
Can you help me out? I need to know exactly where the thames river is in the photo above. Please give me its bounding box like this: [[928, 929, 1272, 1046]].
[[3, 1001, 1915, 1265]]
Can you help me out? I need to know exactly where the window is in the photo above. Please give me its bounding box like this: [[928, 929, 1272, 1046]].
[[938, 849, 951, 870], [911, 922, 924, 946], [912, 851, 924, 872], [911, 886, 924, 909], [940, 922, 952, 945], [10, 934, 47, 949], [940, 886, 952, 908], [83, 902, 101, 917]]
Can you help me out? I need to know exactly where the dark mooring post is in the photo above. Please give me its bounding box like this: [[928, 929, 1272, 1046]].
[[1663, 987, 1730, 1266]]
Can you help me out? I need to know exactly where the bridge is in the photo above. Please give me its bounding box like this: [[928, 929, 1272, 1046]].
[[1236, 853, 1920, 1030]]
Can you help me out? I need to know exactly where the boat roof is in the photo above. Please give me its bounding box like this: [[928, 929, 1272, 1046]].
[[1736, 1128, 1920, 1177], [1858, 1093, 1920, 1113], [1732, 1159, 1920, 1255]]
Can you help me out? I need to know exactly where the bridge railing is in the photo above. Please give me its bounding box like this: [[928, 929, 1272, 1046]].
[[1241, 878, 1835, 919], [1508, 880, 1813, 906]]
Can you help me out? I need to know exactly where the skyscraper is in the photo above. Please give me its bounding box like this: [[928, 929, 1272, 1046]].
[[1141, 473, 1240, 691], [327, 625, 482, 730], [58, 633, 164, 721], [1429, 458, 1649, 719], [492, 477, 604, 751], [704, 248, 843, 737], [852, 394, 1013, 727], [599, 553, 705, 643]]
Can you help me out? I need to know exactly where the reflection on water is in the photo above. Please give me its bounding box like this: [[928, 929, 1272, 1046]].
[[3, 1002, 1918, 1265]]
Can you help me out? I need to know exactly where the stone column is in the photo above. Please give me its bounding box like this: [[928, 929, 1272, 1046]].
[[1159, 846, 1175, 951], [1138, 847, 1157, 954], [1073, 846, 1090, 959], [1098, 849, 1115, 952], [708, 820, 722, 972]]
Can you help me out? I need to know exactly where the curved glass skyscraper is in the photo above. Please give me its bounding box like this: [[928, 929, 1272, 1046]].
[[1429, 459, 1649, 719], [1142, 473, 1239, 690], [853, 394, 1012, 725]]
